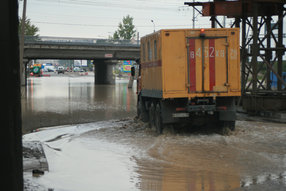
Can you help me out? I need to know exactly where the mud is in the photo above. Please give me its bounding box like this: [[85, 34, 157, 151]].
[[81, 119, 286, 191]]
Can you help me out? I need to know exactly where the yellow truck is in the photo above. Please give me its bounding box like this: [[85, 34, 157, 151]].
[[137, 28, 241, 134]]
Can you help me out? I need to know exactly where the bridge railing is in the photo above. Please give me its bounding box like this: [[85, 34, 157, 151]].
[[24, 35, 140, 47]]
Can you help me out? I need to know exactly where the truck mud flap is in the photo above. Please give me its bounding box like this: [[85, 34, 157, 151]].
[[218, 110, 236, 121]]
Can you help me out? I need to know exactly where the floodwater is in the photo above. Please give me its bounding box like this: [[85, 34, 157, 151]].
[[22, 73, 286, 191], [86, 119, 286, 191], [21, 73, 137, 133]]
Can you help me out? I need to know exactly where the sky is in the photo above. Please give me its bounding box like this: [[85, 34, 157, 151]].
[[18, 0, 222, 39]]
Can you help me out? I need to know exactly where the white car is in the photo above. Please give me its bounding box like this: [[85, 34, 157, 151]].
[[57, 66, 65, 74], [74, 67, 84, 72]]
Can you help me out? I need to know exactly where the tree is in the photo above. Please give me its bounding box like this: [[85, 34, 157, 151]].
[[19, 17, 39, 36], [113, 15, 136, 40]]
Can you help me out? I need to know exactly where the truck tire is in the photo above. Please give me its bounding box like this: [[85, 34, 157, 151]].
[[219, 120, 236, 132], [155, 104, 163, 135], [137, 95, 148, 122], [226, 121, 235, 131], [148, 103, 155, 129]]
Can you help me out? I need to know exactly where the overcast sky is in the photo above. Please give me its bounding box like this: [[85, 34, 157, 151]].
[[18, 0, 222, 39]]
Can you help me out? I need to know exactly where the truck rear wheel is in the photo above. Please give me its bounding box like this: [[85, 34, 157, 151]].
[[155, 104, 163, 135], [218, 120, 236, 133], [149, 103, 155, 129], [225, 121, 235, 131], [137, 95, 148, 122]]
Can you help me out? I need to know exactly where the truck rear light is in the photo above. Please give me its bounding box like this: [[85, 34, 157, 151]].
[[176, 107, 186, 111], [217, 106, 227, 111], [200, 28, 205, 37]]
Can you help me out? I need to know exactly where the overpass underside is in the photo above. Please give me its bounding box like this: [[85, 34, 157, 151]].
[[185, 0, 286, 114]]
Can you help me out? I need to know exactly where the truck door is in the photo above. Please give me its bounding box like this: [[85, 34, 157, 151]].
[[187, 37, 228, 93]]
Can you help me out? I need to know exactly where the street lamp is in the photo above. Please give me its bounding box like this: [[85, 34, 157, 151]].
[[151, 20, 155, 32]]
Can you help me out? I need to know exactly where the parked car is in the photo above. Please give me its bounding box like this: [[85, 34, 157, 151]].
[[57, 66, 65, 74], [73, 67, 80, 72], [73, 67, 84, 72]]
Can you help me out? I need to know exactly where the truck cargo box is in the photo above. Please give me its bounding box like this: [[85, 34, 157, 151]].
[[138, 28, 241, 134], [139, 28, 241, 99]]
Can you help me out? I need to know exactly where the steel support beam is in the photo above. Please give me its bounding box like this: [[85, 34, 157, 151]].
[[252, 3, 259, 93], [277, 8, 284, 91], [265, 16, 272, 90]]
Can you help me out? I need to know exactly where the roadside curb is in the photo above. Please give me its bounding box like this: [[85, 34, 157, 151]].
[[23, 141, 49, 172]]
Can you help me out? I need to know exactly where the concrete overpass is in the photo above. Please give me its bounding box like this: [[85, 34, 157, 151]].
[[24, 36, 140, 60], [23, 36, 140, 84]]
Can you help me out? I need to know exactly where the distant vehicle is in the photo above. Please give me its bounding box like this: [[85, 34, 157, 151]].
[[73, 67, 80, 72], [43, 67, 55, 72], [43, 63, 56, 72], [73, 67, 84, 72], [57, 66, 65, 74], [30, 64, 43, 77]]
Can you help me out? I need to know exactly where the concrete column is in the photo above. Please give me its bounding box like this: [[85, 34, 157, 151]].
[[2, 0, 23, 190], [93, 59, 115, 84], [23, 59, 30, 86]]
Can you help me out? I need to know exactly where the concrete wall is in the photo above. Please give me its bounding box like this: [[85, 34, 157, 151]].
[[243, 95, 286, 112]]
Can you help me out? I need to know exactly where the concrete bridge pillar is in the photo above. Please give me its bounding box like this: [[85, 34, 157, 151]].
[[93, 59, 115, 84], [20, 59, 29, 86], [22, 59, 31, 86]]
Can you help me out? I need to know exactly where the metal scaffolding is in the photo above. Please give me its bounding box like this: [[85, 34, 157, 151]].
[[185, 0, 286, 113]]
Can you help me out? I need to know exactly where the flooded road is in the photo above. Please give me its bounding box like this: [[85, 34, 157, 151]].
[[21, 73, 137, 133], [22, 74, 286, 191], [24, 118, 286, 191], [83, 120, 286, 191]]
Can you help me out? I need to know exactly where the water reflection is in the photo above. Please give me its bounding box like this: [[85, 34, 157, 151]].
[[135, 146, 241, 191], [21, 75, 137, 133]]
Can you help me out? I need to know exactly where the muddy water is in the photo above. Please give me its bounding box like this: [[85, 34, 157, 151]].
[[22, 74, 286, 190], [21, 74, 137, 133], [82, 119, 286, 191]]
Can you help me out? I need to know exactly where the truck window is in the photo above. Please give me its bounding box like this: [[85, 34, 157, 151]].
[[154, 40, 157, 60], [148, 41, 152, 61]]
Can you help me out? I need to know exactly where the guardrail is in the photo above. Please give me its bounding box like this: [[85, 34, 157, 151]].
[[24, 36, 140, 47]]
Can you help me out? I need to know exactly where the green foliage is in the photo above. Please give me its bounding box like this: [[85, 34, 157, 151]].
[[112, 15, 136, 40], [19, 17, 39, 36]]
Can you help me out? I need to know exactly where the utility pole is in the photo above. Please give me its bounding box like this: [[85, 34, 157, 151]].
[[192, 0, 195, 28], [151, 20, 155, 32], [20, 0, 27, 86], [223, 16, 226, 27], [137, 32, 139, 45]]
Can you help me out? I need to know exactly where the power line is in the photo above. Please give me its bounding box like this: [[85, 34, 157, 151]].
[[28, 11, 191, 22], [30, 0, 183, 11], [33, 21, 197, 28]]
